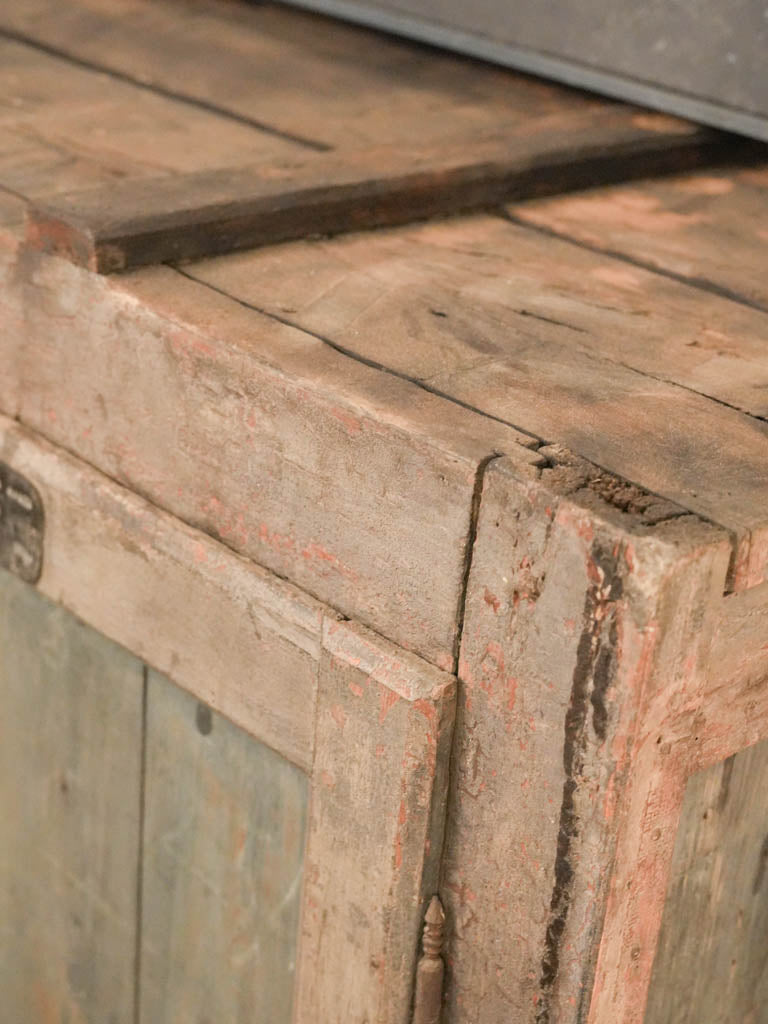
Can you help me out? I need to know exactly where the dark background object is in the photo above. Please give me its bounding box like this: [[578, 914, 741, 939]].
[[283, 0, 768, 142]]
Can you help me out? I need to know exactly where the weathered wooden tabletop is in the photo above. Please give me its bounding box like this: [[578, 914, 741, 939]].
[[0, 0, 759, 269]]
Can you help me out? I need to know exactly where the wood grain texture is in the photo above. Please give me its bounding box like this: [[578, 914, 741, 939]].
[[4, 0, 750, 269], [510, 163, 768, 311], [141, 670, 308, 1024], [643, 739, 768, 1024], [0, 414, 322, 769], [6, 251, 533, 667], [0, 36, 300, 202], [707, 581, 768, 705], [0, 569, 144, 1024], [295, 617, 455, 1024], [0, 0, 713, 151], [191, 211, 768, 417], [441, 448, 732, 1024], [188, 212, 768, 589]]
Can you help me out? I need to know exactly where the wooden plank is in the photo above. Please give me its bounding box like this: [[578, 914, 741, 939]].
[[26, 116, 741, 274], [644, 739, 768, 1024], [187, 213, 768, 588], [140, 669, 309, 1024], [707, 581, 768, 703], [5, 0, 754, 268], [191, 211, 768, 418], [6, 252, 534, 668], [0, 414, 322, 769], [0, 0, 718, 152], [440, 448, 732, 1023], [510, 164, 768, 311], [295, 617, 455, 1024], [587, 548, 754, 1024], [0, 569, 143, 1024], [0, 37, 301, 208]]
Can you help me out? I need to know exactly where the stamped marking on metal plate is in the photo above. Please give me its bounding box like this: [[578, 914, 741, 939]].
[[0, 462, 44, 583]]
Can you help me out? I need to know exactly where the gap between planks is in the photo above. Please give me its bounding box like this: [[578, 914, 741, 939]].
[[500, 207, 768, 321], [172, 265, 543, 445], [133, 664, 148, 1024], [0, 27, 331, 153], [173, 262, 749, 588]]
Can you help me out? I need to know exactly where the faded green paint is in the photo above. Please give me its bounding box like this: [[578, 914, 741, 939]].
[[139, 670, 308, 1024], [0, 568, 144, 1024]]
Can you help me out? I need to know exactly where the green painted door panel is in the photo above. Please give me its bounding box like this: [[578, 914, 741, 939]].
[[139, 670, 309, 1024], [0, 568, 144, 1024]]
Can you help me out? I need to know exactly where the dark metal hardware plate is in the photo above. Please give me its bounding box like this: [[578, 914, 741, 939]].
[[0, 462, 44, 583]]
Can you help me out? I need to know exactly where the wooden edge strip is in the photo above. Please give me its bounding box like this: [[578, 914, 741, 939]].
[[24, 125, 752, 273], [0, 413, 324, 771], [706, 579, 768, 706], [440, 444, 734, 1022], [296, 616, 456, 1024]]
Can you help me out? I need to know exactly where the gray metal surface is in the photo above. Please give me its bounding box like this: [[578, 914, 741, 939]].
[[286, 0, 768, 142]]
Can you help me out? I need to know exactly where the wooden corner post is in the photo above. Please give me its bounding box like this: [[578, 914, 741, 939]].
[[440, 444, 733, 1024]]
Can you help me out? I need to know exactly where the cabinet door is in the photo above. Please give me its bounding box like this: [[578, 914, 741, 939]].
[[0, 568, 309, 1024], [0, 569, 144, 1024], [0, 423, 462, 1023]]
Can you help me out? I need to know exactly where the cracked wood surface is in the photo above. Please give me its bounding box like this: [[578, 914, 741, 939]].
[[1, 250, 534, 668], [1, 0, 747, 269], [440, 450, 733, 1023], [186, 212, 768, 589]]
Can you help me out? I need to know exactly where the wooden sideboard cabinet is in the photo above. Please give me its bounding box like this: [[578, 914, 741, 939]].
[[1, 3, 767, 1023]]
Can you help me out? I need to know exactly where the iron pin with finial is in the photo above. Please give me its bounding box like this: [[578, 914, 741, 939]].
[[411, 895, 446, 1024]]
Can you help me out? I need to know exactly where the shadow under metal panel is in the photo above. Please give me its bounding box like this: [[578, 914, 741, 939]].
[[285, 0, 768, 142]]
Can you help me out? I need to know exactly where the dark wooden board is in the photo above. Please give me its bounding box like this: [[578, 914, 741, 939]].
[[0, 569, 144, 1024], [2, 0, 756, 271], [140, 670, 309, 1023], [644, 739, 768, 1023], [27, 126, 746, 274]]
